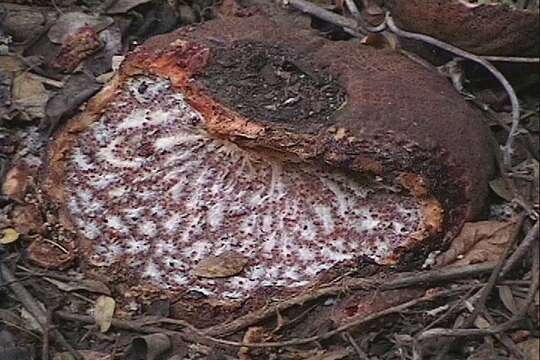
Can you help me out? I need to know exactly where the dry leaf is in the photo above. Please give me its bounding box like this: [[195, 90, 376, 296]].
[[48, 12, 113, 44], [436, 220, 519, 267], [12, 73, 49, 120], [12, 73, 46, 100], [0, 228, 20, 244], [514, 289, 540, 324], [45, 72, 102, 132], [2, 164, 33, 201], [518, 159, 539, 205], [0, 329, 32, 359], [490, 177, 513, 201], [45, 278, 111, 295], [194, 251, 248, 278], [466, 344, 498, 360], [511, 330, 531, 343], [20, 308, 42, 332], [473, 314, 491, 330], [94, 296, 115, 333], [178, 4, 197, 24], [514, 338, 540, 360], [491, 159, 539, 204], [309, 348, 353, 360], [2, 6, 56, 43], [84, 27, 123, 76], [498, 285, 519, 315], [0, 55, 25, 73]]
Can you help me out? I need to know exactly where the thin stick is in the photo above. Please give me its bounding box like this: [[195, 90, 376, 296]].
[[284, 0, 360, 34], [466, 215, 524, 322], [482, 56, 539, 63], [515, 235, 539, 319], [384, 13, 521, 169], [381, 262, 495, 290], [273, 303, 319, 333], [163, 286, 473, 347], [492, 130, 537, 216], [482, 310, 525, 360], [344, 0, 361, 17], [205, 262, 495, 336], [1, 264, 48, 327], [56, 264, 495, 349], [344, 332, 370, 360], [418, 319, 520, 340], [434, 216, 524, 359], [421, 286, 478, 332], [0, 264, 83, 360], [0, 275, 34, 289], [286, 0, 539, 62], [501, 220, 540, 277], [57, 286, 472, 349], [285, 0, 524, 169], [204, 278, 375, 336], [42, 310, 51, 360]]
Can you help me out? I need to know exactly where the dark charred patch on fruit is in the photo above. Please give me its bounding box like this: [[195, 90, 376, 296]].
[[198, 40, 346, 127]]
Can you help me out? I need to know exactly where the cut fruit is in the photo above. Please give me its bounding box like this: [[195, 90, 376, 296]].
[[40, 12, 494, 322], [59, 76, 433, 300]]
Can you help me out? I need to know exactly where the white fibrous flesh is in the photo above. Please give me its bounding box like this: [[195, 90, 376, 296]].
[[65, 76, 422, 300]]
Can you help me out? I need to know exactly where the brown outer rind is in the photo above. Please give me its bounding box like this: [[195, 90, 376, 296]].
[[386, 0, 540, 57], [42, 13, 494, 325], [123, 13, 493, 221]]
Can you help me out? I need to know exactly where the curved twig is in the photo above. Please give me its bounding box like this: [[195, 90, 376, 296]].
[[285, 0, 525, 171], [284, 0, 361, 35], [384, 13, 521, 169]]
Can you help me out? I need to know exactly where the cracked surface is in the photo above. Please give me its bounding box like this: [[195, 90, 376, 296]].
[[64, 76, 423, 300]]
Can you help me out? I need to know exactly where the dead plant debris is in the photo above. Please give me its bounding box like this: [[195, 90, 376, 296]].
[[0, 0, 539, 359]]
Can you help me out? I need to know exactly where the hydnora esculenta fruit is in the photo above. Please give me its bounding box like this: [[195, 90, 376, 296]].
[[40, 13, 494, 321]]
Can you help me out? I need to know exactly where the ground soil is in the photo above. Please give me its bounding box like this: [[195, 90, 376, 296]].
[[0, 1, 538, 359]]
